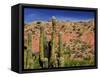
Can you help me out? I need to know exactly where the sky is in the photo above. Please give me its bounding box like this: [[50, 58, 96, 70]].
[[24, 8, 95, 24]]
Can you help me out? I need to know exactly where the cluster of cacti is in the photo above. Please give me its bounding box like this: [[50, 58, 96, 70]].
[[24, 16, 95, 69], [38, 16, 65, 68]]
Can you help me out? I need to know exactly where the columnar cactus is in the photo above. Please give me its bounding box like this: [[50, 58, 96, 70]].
[[58, 32, 64, 67], [39, 23, 48, 68], [28, 30, 32, 48], [39, 26, 44, 62], [49, 16, 58, 67], [25, 30, 33, 69], [58, 32, 63, 57]]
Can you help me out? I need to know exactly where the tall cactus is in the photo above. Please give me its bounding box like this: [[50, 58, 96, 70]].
[[49, 16, 58, 67], [58, 32, 64, 67], [39, 23, 48, 68], [25, 30, 33, 69], [39, 26, 44, 62], [58, 32, 63, 57]]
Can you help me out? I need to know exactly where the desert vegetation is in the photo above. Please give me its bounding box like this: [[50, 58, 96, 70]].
[[24, 16, 95, 69]]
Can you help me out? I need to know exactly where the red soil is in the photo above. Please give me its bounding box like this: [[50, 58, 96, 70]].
[[32, 32, 77, 52], [81, 32, 94, 47]]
